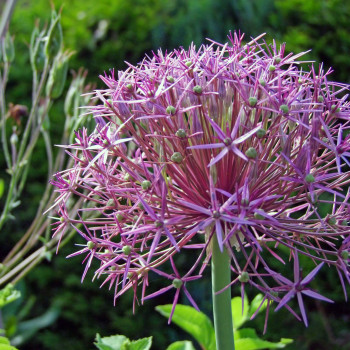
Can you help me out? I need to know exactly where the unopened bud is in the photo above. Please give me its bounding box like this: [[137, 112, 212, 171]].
[[238, 271, 250, 283], [122, 245, 132, 255], [172, 278, 183, 289], [254, 212, 265, 220], [269, 65, 276, 72], [175, 129, 186, 138], [341, 251, 349, 260], [256, 128, 266, 138], [141, 180, 152, 190], [185, 60, 192, 67], [305, 174, 315, 183], [106, 199, 115, 207], [248, 96, 258, 107], [245, 147, 258, 159], [10, 133, 18, 145], [87, 241, 96, 250], [328, 216, 337, 225], [166, 75, 174, 83], [259, 78, 266, 87], [193, 85, 202, 94], [317, 96, 324, 103], [171, 152, 183, 164], [280, 104, 289, 114], [116, 213, 124, 222], [166, 105, 176, 115]]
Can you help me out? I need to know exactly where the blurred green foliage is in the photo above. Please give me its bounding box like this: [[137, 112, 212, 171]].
[[2, 0, 350, 349]]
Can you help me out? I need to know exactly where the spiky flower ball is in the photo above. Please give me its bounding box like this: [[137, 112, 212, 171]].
[[50, 32, 350, 325]]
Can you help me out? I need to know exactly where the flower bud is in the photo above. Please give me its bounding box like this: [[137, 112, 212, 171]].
[[259, 78, 266, 87], [87, 241, 96, 250], [166, 75, 174, 83], [280, 104, 289, 114], [193, 85, 202, 94], [317, 96, 324, 103], [106, 199, 116, 207], [328, 216, 337, 225], [122, 245, 132, 255], [341, 251, 349, 260], [175, 129, 186, 138], [141, 180, 151, 190], [171, 152, 183, 163], [256, 128, 266, 138], [166, 105, 176, 115], [172, 278, 183, 289], [238, 271, 250, 283], [10, 132, 18, 145], [116, 213, 124, 222], [305, 174, 315, 183], [248, 96, 258, 107], [254, 211, 265, 220], [245, 147, 258, 159], [269, 65, 276, 72], [185, 60, 192, 67]]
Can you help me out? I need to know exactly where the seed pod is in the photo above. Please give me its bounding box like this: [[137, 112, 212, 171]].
[[2, 32, 15, 63], [30, 27, 46, 73], [45, 11, 63, 61], [46, 51, 72, 99]]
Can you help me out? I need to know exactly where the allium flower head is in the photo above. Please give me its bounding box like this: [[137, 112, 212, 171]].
[[50, 32, 350, 326]]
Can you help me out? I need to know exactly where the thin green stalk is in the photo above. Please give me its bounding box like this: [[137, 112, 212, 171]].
[[211, 234, 235, 350], [0, 0, 17, 40]]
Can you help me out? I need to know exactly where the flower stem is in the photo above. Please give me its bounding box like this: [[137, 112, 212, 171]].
[[211, 234, 235, 350]]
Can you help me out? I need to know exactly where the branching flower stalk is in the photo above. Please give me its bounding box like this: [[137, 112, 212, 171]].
[[0, 10, 94, 286], [50, 32, 350, 350]]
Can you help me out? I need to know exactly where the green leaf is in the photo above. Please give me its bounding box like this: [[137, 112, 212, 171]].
[[128, 336, 152, 350], [94, 334, 152, 350], [234, 328, 259, 339], [0, 337, 10, 345], [94, 334, 128, 350], [166, 340, 196, 350], [235, 337, 292, 350], [0, 336, 19, 350], [0, 179, 4, 199], [248, 294, 268, 319], [231, 295, 249, 330], [156, 304, 216, 350]]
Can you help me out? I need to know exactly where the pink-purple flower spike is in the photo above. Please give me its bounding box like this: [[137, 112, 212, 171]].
[[50, 32, 350, 326]]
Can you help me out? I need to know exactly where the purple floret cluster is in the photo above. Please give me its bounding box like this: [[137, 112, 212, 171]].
[[50, 32, 350, 326]]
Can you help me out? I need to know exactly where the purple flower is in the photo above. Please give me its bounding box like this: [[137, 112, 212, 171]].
[[50, 32, 350, 325]]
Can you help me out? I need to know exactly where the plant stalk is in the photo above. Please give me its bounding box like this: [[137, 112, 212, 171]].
[[211, 234, 235, 350]]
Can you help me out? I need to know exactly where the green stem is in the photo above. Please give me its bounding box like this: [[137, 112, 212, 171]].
[[211, 234, 235, 350]]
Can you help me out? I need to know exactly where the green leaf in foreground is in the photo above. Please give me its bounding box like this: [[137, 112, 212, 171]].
[[0, 335, 19, 350], [166, 340, 196, 350], [234, 329, 293, 350], [235, 337, 291, 350], [94, 334, 152, 350], [231, 295, 249, 330], [156, 304, 216, 350]]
